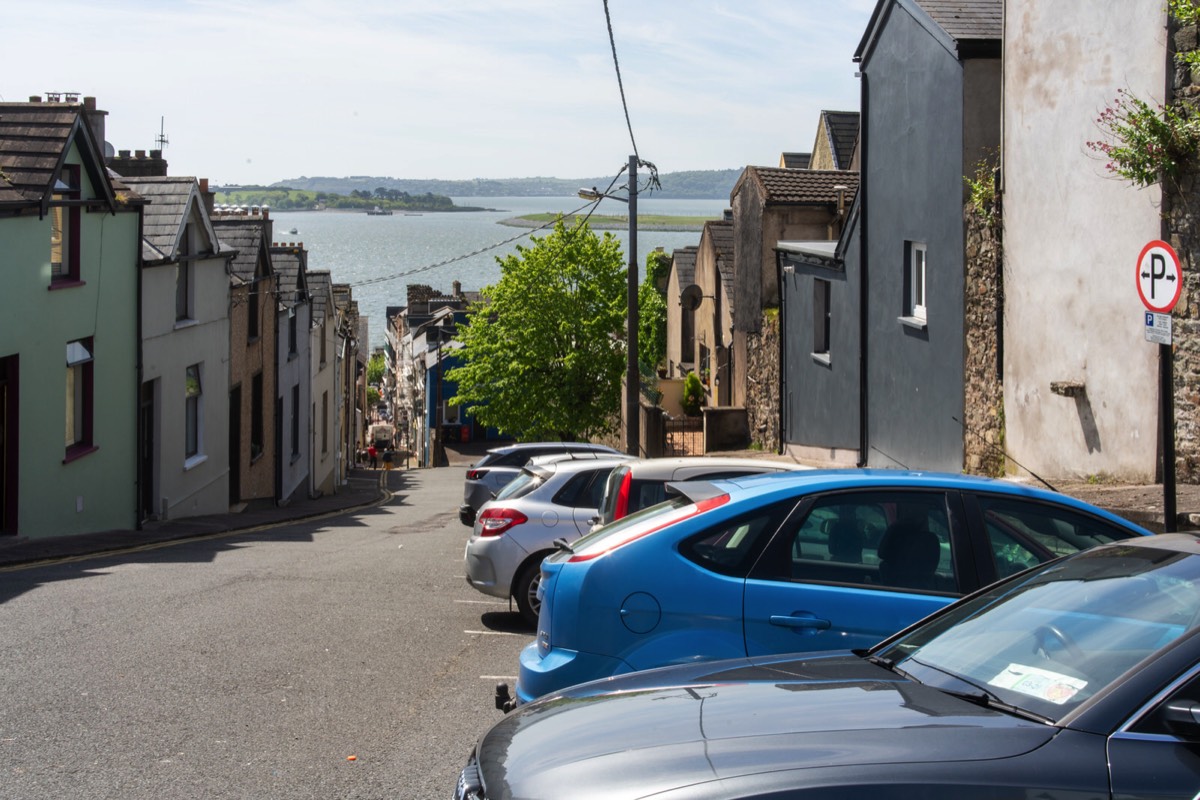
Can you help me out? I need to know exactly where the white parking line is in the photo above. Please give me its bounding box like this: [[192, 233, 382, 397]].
[[481, 675, 517, 681], [454, 599, 505, 605], [464, 630, 523, 637]]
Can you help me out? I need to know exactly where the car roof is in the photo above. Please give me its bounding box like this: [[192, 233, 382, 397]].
[[524, 456, 633, 480], [487, 441, 619, 455], [612, 456, 808, 477], [667, 468, 1154, 528]]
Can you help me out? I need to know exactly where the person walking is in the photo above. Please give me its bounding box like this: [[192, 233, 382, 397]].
[[367, 444, 378, 469]]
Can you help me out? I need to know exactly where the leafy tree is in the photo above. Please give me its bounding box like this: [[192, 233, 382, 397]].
[[447, 218, 626, 441], [367, 386, 381, 408], [638, 249, 672, 372], [367, 351, 386, 386]]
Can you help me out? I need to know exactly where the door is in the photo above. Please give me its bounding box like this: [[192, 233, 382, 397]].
[[139, 381, 155, 520], [743, 489, 964, 655], [0, 355, 16, 534], [228, 385, 241, 504], [1109, 667, 1200, 798]]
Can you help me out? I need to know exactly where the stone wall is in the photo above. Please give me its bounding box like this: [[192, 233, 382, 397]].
[[746, 309, 781, 451], [1167, 21, 1200, 482], [963, 198, 1005, 476]]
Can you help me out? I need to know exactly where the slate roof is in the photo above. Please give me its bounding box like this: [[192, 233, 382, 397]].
[[735, 167, 861, 205], [272, 249, 303, 309], [0, 102, 118, 210], [120, 176, 218, 265], [672, 246, 698, 287], [779, 152, 811, 169], [704, 220, 735, 282], [309, 270, 333, 324], [212, 217, 268, 284], [919, 0, 1002, 41], [821, 111, 860, 171]]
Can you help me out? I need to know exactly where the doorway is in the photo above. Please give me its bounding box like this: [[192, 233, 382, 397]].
[[0, 355, 17, 534]]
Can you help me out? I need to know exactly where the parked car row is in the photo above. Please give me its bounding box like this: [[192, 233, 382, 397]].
[[453, 445, 1200, 800]]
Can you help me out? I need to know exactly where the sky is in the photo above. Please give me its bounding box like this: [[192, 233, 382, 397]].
[[3, 0, 876, 186]]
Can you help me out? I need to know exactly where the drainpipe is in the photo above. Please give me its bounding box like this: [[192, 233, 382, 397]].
[[776, 250, 787, 455], [134, 203, 145, 529], [857, 71, 871, 468]]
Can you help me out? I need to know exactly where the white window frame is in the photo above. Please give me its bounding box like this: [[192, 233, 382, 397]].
[[812, 278, 831, 363], [185, 363, 204, 464], [908, 242, 927, 323]]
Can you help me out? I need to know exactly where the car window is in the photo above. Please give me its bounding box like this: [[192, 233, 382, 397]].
[[553, 469, 611, 508], [495, 470, 541, 501], [679, 499, 796, 577], [492, 451, 528, 468], [1129, 669, 1200, 738], [764, 491, 956, 593], [975, 495, 1141, 578]]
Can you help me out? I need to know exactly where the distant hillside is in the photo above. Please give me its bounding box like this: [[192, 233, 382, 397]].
[[272, 169, 742, 199]]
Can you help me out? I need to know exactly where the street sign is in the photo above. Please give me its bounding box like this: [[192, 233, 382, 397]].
[[1137, 240, 1182, 313], [1145, 311, 1173, 345]]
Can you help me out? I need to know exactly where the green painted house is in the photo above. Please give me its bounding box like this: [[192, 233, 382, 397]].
[[0, 96, 142, 538]]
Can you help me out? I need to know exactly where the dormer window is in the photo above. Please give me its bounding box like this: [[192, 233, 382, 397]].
[[51, 165, 81, 284]]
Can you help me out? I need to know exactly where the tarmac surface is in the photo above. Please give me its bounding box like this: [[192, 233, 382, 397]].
[[2, 441, 1197, 569]]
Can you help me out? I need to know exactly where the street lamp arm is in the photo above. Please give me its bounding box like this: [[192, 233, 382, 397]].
[[577, 186, 629, 204]]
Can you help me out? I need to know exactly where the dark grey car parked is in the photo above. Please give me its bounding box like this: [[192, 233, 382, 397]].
[[456, 534, 1200, 800], [459, 442, 621, 525]]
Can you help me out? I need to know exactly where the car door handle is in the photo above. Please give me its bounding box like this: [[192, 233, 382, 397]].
[[770, 614, 831, 630]]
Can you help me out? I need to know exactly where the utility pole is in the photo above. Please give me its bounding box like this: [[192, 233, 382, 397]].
[[626, 155, 639, 457]]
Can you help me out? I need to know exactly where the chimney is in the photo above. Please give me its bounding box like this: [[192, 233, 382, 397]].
[[81, 96, 107, 152], [199, 178, 215, 216], [28, 96, 41, 103], [452, 280, 461, 297]]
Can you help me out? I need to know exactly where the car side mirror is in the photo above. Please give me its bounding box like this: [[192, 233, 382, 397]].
[[1164, 701, 1200, 737]]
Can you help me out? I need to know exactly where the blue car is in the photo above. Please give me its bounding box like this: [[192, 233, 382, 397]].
[[509, 469, 1151, 706]]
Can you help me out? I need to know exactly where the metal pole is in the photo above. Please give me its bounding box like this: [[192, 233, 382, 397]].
[[626, 155, 639, 457], [1161, 341, 1177, 532]]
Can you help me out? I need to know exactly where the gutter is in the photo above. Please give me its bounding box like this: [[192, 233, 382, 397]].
[[857, 70, 870, 468]]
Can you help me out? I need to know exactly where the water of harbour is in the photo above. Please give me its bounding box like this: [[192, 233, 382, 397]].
[[268, 196, 729, 349]]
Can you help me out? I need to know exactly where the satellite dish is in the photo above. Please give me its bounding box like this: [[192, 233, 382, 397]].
[[680, 284, 703, 311]]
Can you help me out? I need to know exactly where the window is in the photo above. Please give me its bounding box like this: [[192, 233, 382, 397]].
[[185, 364, 202, 458], [680, 499, 795, 577], [681, 305, 695, 364], [319, 323, 328, 366], [65, 338, 94, 455], [291, 384, 301, 458], [51, 165, 81, 283], [768, 491, 956, 593], [288, 309, 298, 357], [250, 372, 264, 459], [813, 278, 831, 358], [906, 242, 927, 322], [176, 224, 194, 321]]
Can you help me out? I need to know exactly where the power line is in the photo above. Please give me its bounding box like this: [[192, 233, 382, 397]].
[[603, 0, 639, 158]]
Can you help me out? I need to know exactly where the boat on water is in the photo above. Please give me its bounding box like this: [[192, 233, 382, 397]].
[[367, 206, 393, 216], [287, 227, 299, 234]]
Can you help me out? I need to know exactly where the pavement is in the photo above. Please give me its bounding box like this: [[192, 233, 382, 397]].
[[2, 441, 1197, 569]]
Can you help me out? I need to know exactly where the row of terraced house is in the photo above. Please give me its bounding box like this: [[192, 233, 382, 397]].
[[0, 96, 370, 540], [662, 0, 1200, 486]]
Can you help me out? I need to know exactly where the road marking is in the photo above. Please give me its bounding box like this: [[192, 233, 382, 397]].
[[454, 599, 505, 605], [464, 630, 523, 637], [481, 675, 517, 681]]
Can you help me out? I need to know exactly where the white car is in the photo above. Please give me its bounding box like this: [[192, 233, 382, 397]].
[[464, 455, 632, 625]]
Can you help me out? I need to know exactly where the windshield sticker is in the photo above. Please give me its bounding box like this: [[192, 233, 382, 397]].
[[988, 664, 1087, 705]]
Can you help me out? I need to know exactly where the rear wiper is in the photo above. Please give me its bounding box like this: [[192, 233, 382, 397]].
[[552, 537, 574, 554]]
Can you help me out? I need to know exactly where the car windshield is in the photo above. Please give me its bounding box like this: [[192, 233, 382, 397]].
[[876, 540, 1200, 723], [549, 494, 701, 562], [495, 470, 542, 501]]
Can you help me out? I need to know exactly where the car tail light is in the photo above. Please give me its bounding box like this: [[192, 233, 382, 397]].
[[478, 507, 528, 537], [613, 470, 632, 520], [467, 468, 489, 480]]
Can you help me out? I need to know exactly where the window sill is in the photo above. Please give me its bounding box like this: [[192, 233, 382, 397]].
[[811, 352, 832, 367], [290, 452, 303, 465], [174, 318, 199, 331], [63, 444, 99, 464], [49, 279, 86, 291], [898, 315, 927, 331], [247, 336, 261, 346], [183, 453, 208, 471], [288, 352, 298, 362]]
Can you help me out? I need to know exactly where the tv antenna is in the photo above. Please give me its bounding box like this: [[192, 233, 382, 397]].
[[155, 116, 169, 150]]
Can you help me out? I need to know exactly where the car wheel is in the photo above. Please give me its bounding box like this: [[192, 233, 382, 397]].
[[514, 561, 543, 627]]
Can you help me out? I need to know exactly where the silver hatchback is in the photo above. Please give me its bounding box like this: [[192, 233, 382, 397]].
[[464, 455, 631, 625]]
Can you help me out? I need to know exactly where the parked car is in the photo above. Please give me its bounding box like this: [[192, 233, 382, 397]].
[[508, 469, 1151, 706], [458, 441, 622, 526], [460, 533, 1200, 800], [465, 455, 632, 625], [591, 455, 810, 529]]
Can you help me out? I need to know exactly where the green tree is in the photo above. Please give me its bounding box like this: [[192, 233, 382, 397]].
[[367, 351, 385, 386], [638, 249, 672, 373], [447, 218, 626, 441]]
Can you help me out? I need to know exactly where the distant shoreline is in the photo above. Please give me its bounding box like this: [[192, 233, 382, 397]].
[[498, 214, 709, 232]]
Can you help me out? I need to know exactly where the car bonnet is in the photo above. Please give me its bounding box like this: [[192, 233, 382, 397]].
[[477, 654, 1055, 799]]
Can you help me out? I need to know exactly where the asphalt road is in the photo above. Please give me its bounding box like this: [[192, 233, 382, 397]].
[[0, 467, 527, 799]]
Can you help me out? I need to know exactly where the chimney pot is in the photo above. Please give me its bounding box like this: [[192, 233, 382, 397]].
[[84, 96, 96, 111], [29, 96, 41, 103], [150, 149, 161, 159], [199, 178, 209, 193], [135, 150, 146, 158], [119, 149, 131, 158]]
